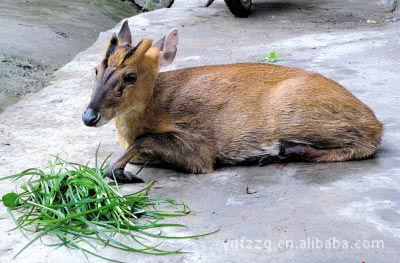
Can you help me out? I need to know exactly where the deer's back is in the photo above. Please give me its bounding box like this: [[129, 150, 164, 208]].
[[143, 63, 382, 161]]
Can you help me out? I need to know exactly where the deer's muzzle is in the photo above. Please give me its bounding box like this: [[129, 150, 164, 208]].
[[82, 108, 101, 127]]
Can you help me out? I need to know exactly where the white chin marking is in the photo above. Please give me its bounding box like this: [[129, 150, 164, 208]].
[[94, 117, 109, 127]]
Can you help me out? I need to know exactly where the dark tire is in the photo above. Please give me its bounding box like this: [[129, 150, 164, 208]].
[[224, 0, 251, 18]]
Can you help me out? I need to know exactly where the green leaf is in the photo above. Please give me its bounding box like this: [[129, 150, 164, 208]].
[[2, 192, 20, 208], [257, 50, 279, 63]]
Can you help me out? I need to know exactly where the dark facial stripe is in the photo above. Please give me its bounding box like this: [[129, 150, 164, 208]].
[[101, 67, 116, 84], [123, 40, 143, 63]]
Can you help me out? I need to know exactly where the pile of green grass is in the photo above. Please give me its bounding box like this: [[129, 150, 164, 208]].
[[1, 152, 212, 262]]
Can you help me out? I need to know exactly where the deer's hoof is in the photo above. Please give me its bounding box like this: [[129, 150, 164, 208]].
[[107, 168, 144, 184]]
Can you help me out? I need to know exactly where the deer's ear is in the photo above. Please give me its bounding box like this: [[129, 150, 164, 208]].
[[118, 20, 132, 45], [153, 29, 178, 67], [105, 34, 118, 58]]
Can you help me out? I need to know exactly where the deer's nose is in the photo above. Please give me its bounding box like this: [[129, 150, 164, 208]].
[[82, 108, 101, 127]]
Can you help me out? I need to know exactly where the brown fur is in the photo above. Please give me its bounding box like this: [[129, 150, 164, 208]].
[[115, 63, 382, 169], [84, 28, 383, 182]]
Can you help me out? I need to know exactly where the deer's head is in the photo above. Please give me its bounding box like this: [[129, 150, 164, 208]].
[[82, 20, 178, 127]]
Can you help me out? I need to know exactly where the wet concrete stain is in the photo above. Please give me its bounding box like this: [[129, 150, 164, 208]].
[[0, 0, 139, 112]]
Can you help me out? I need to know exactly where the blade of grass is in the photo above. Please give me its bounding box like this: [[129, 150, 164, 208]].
[[2, 148, 217, 262]]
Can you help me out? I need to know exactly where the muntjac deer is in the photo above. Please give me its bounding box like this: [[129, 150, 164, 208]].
[[82, 21, 383, 183]]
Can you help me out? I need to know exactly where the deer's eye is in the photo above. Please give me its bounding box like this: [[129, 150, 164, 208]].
[[95, 68, 98, 75], [123, 73, 137, 84]]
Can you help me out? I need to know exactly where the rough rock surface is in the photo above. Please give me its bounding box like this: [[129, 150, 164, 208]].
[[1, 0, 400, 262]]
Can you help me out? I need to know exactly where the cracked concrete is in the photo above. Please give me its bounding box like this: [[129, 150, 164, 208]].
[[1, 0, 400, 262]]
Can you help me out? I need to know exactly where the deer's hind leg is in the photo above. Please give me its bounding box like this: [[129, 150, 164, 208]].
[[259, 140, 378, 166]]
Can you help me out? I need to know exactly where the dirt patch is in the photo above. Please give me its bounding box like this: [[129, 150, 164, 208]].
[[0, 54, 51, 112], [0, 0, 139, 112]]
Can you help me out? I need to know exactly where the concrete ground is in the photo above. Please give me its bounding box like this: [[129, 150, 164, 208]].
[[1, 0, 400, 262], [0, 0, 138, 112]]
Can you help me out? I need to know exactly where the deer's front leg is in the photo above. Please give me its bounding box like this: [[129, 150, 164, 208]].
[[132, 133, 214, 174], [107, 144, 145, 183], [109, 133, 214, 183]]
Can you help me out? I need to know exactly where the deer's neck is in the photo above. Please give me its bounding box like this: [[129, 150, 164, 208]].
[[114, 107, 147, 149]]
